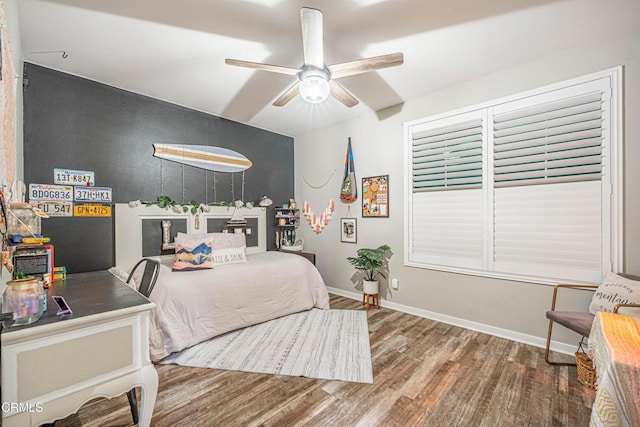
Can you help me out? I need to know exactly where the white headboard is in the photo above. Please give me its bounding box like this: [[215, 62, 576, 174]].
[[115, 203, 267, 271]]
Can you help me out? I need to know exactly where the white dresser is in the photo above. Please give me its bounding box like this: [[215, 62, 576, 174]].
[[1, 271, 157, 426]]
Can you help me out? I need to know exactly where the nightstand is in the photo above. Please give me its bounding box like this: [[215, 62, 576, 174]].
[[279, 249, 316, 265]]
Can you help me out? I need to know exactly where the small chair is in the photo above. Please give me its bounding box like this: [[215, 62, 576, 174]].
[[125, 258, 160, 425], [544, 273, 640, 365], [126, 258, 160, 299]]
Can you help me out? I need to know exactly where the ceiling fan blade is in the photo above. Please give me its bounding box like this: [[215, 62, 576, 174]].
[[329, 80, 359, 108], [329, 52, 404, 79], [225, 58, 298, 76], [300, 8, 324, 68], [273, 81, 301, 107]]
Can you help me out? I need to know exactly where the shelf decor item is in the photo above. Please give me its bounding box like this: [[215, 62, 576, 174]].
[[2, 277, 45, 325], [362, 175, 389, 218], [275, 206, 301, 248]]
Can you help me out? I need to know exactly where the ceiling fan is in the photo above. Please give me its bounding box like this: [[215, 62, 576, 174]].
[[225, 7, 404, 108]]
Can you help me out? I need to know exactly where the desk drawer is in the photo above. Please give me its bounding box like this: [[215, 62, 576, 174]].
[[2, 317, 140, 404]]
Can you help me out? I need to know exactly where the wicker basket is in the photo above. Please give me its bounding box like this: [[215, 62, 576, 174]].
[[575, 352, 597, 390]]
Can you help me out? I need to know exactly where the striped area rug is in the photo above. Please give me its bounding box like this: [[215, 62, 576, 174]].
[[159, 309, 373, 384]]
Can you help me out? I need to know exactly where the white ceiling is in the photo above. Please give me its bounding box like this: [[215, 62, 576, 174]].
[[16, 0, 640, 137]]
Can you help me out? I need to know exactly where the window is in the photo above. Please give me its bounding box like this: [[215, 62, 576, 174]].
[[404, 69, 621, 284]]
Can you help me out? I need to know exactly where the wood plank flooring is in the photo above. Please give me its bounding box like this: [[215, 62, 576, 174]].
[[56, 294, 594, 426]]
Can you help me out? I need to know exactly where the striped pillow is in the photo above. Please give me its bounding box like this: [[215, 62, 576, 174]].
[[172, 236, 214, 271]]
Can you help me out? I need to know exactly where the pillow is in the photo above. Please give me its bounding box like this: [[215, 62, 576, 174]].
[[588, 272, 640, 314], [176, 232, 246, 249], [173, 236, 214, 271], [210, 246, 247, 267]]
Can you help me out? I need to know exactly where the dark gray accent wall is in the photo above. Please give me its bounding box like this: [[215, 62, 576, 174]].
[[23, 64, 293, 273]]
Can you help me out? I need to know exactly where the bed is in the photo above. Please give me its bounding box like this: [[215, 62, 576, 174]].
[[115, 204, 330, 362]]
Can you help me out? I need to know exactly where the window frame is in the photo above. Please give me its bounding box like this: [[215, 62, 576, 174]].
[[403, 67, 623, 285]]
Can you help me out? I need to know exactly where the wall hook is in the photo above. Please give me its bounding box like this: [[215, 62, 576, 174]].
[[30, 50, 68, 59]]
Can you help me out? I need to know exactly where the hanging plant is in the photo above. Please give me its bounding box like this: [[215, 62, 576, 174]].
[[126, 196, 208, 215], [128, 196, 256, 215]]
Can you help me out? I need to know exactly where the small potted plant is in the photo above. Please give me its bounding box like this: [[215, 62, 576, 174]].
[[347, 244, 391, 294]]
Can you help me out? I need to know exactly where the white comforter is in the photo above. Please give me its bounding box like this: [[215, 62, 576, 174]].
[[147, 251, 330, 361]]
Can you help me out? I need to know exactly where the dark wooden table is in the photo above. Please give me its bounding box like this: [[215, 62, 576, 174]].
[[3, 271, 150, 333]]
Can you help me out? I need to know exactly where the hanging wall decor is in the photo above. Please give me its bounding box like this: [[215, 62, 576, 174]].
[[302, 170, 336, 234], [340, 138, 357, 203], [153, 143, 252, 173], [302, 198, 335, 234], [340, 217, 357, 243], [362, 175, 389, 218]]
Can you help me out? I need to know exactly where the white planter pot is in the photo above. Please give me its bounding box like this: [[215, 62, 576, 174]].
[[363, 280, 379, 294]]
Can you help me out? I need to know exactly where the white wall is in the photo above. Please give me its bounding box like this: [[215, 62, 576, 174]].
[[1, 0, 23, 290], [2, 0, 23, 180], [294, 24, 640, 351]]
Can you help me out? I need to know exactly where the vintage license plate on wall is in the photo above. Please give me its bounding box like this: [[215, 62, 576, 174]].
[[74, 204, 112, 217], [74, 186, 112, 202], [54, 168, 95, 186], [35, 201, 74, 217], [29, 184, 74, 202]]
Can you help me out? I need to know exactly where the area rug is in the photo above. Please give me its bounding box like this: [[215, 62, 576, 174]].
[[159, 308, 373, 384]]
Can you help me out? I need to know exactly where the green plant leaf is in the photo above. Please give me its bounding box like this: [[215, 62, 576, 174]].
[[347, 245, 391, 281]]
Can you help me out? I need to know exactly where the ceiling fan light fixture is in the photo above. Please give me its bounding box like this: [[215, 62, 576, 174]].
[[299, 75, 330, 104]]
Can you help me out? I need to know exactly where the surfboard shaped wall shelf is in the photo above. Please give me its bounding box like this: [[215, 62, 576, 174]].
[[153, 144, 253, 173]]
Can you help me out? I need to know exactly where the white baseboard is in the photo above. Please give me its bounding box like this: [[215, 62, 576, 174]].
[[326, 286, 577, 356]]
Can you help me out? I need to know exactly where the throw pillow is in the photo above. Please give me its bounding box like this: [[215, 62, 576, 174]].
[[176, 232, 246, 249], [210, 246, 248, 267], [588, 272, 640, 314], [173, 236, 214, 271]]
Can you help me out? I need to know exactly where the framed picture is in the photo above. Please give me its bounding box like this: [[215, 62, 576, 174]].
[[362, 175, 389, 218], [340, 218, 357, 243]]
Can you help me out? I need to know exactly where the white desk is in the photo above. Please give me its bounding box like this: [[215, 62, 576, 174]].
[[1, 271, 157, 426]]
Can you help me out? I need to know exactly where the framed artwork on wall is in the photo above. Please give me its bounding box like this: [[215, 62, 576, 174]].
[[362, 175, 389, 218], [340, 218, 357, 243]]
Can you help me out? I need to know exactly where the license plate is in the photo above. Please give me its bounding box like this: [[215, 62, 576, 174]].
[[29, 184, 74, 202], [35, 201, 74, 217], [74, 186, 112, 202], [54, 168, 95, 186], [74, 204, 112, 217]]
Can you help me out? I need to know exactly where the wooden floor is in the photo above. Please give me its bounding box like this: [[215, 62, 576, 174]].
[[56, 294, 594, 426]]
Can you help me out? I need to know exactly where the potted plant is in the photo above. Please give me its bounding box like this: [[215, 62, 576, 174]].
[[347, 244, 391, 294]]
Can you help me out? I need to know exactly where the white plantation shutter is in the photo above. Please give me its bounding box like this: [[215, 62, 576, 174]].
[[407, 112, 485, 268], [493, 92, 603, 187], [412, 119, 483, 192], [404, 70, 619, 284], [411, 189, 484, 269], [491, 84, 608, 283], [493, 181, 602, 282]]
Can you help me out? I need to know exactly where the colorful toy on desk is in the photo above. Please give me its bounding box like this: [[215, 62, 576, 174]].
[[53, 266, 66, 280], [21, 236, 51, 244], [8, 234, 51, 244]]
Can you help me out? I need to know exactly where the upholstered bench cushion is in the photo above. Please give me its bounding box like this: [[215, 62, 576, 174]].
[[546, 311, 595, 337]]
